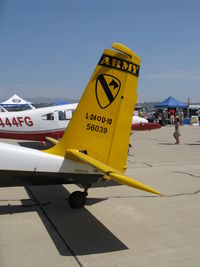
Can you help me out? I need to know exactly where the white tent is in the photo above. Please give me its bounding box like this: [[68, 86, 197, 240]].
[[0, 94, 34, 109]]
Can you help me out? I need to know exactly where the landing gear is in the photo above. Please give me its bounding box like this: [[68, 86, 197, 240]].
[[68, 185, 90, 209]]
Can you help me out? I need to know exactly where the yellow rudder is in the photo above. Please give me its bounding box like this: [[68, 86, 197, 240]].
[[46, 43, 140, 173]]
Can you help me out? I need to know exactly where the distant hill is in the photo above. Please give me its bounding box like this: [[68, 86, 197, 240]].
[[26, 97, 78, 104], [0, 96, 199, 111], [137, 102, 158, 112]]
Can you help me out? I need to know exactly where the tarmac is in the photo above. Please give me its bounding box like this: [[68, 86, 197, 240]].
[[0, 125, 199, 267]]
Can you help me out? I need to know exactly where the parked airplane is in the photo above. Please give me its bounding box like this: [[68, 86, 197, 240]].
[[0, 43, 162, 208], [0, 102, 78, 141], [0, 104, 160, 142], [131, 116, 161, 131]]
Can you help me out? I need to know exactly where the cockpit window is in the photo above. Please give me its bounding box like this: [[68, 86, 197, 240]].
[[58, 111, 66, 120], [42, 112, 54, 120], [59, 109, 74, 120]]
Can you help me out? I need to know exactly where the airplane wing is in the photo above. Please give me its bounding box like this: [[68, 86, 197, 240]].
[[66, 149, 162, 196]]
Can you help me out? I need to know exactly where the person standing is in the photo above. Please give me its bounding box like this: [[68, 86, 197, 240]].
[[180, 109, 184, 125], [162, 109, 167, 126], [197, 110, 200, 126], [169, 109, 175, 125], [173, 115, 181, 144], [139, 109, 143, 117]]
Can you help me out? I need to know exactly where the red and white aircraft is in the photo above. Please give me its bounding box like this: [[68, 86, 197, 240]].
[[0, 103, 77, 141], [0, 103, 160, 142], [131, 116, 161, 131]]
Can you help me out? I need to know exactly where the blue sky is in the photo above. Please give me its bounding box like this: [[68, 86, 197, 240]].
[[0, 0, 200, 102]]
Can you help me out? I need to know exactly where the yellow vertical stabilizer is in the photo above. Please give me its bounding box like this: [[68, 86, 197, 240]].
[[46, 43, 140, 173]]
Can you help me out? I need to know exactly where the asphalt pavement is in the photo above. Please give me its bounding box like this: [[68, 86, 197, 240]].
[[0, 125, 199, 267]]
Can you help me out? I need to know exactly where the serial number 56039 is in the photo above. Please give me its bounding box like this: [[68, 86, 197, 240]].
[[86, 123, 108, 134]]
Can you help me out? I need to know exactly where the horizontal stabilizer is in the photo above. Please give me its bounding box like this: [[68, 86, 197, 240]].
[[45, 136, 59, 145], [66, 149, 162, 196]]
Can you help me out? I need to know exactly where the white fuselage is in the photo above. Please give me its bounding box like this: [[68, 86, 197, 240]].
[[0, 103, 78, 140], [0, 142, 102, 187], [132, 116, 148, 124]]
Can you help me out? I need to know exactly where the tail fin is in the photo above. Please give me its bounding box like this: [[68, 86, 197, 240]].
[[46, 43, 140, 173]]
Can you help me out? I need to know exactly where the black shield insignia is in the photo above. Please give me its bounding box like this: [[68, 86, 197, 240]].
[[95, 74, 121, 109]]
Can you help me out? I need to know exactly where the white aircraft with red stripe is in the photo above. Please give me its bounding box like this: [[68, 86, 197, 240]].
[[0, 104, 160, 142], [0, 103, 78, 141], [131, 116, 161, 131]]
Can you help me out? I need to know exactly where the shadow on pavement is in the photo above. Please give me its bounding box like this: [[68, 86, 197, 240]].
[[0, 185, 128, 256]]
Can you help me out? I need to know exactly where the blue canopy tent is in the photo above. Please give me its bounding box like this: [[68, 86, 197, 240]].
[[155, 96, 189, 125], [155, 96, 187, 109]]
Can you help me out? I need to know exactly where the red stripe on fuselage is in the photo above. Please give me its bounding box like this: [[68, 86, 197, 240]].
[[131, 123, 161, 131], [0, 129, 65, 141]]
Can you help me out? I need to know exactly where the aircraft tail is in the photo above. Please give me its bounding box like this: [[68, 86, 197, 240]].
[[46, 43, 140, 173]]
